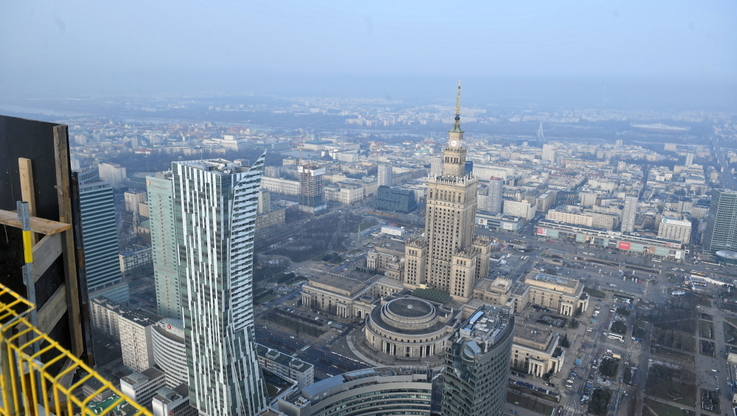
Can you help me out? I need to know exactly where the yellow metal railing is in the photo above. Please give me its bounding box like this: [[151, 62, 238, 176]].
[[0, 285, 153, 416]]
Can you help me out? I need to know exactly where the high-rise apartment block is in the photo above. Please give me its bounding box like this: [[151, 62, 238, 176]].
[[119, 309, 158, 372], [377, 163, 393, 186], [621, 195, 638, 233], [404, 84, 492, 302], [298, 163, 326, 213], [487, 177, 504, 214], [98, 162, 127, 187], [173, 157, 268, 416], [147, 173, 181, 319], [703, 190, 737, 254], [76, 167, 130, 303], [441, 305, 514, 416], [541, 144, 556, 163]]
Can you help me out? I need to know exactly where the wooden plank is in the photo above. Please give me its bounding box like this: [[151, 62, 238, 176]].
[[18, 158, 36, 216], [54, 124, 84, 359], [32, 232, 62, 282], [19, 158, 37, 244], [0, 209, 71, 235], [36, 284, 67, 336]]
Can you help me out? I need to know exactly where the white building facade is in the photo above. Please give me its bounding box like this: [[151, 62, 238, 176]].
[[173, 157, 268, 416]]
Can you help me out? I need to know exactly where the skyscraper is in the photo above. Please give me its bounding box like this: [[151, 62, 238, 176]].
[[76, 167, 130, 303], [541, 144, 556, 163], [147, 172, 181, 319], [377, 163, 393, 187], [404, 83, 492, 301], [298, 163, 326, 213], [621, 195, 638, 233], [441, 305, 514, 416], [703, 190, 737, 254], [173, 157, 268, 416], [488, 177, 504, 214]]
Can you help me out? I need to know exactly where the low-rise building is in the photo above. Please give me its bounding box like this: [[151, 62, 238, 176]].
[[256, 345, 314, 389], [120, 368, 166, 408], [277, 367, 432, 416], [363, 296, 462, 359], [657, 217, 692, 244], [261, 177, 300, 195], [511, 323, 565, 377], [119, 246, 153, 279], [151, 319, 188, 388], [152, 384, 198, 416], [536, 219, 685, 260], [514, 272, 589, 317]]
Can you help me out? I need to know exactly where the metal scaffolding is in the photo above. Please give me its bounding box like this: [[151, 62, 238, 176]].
[[0, 283, 152, 416]]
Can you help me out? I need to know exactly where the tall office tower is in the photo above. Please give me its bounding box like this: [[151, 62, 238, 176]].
[[621, 195, 638, 233], [615, 139, 623, 148], [404, 83, 492, 301], [173, 157, 267, 416], [298, 163, 326, 213], [257, 188, 270, 214], [703, 190, 737, 254], [378, 163, 393, 186], [488, 177, 504, 214], [76, 167, 130, 304], [441, 305, 514, 416], [685, 152, 694, 167], [430, 157, 443, 177], [147, 173, 181, 319], [541, 144, 556, 163]]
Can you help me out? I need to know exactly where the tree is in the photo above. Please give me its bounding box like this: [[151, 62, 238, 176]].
[[559, 334, 571, 348]]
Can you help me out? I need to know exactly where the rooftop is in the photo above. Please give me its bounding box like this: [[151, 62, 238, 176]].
[[308, 273, 365, 295], [175, 158, 251, 174], [458, 305, 513, 351], [513, 323, 554, 349], [387, 298, 434, 318], [527, 272, 578, 289], [121, 367, 165, 386]]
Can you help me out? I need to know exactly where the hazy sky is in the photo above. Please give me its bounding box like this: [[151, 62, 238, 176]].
[[1, 0, 735, 103]]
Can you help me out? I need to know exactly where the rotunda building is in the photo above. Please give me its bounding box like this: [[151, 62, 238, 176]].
[[364, 296, 462, 359]]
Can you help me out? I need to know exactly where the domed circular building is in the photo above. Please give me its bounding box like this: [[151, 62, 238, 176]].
[[716, 250, 737, 266], [364, 296, 462, 359]]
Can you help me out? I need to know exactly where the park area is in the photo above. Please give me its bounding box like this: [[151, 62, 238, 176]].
[[645, 364, 697, 408], [642, 398, 694, 416], [723, 317, 737, 345]]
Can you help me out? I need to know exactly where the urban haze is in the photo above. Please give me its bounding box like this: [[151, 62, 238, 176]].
[[0, 2, 736, 416]]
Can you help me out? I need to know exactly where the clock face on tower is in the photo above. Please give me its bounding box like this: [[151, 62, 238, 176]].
[[450, 140, 458, 147]]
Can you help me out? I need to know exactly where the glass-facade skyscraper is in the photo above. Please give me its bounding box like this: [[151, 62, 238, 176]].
[[172, 156, 267, 416], [441, 305, 514, 416], [76, 166, 130, 303], [147, 172, 181, 320], [703, 189, 737, 254]]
